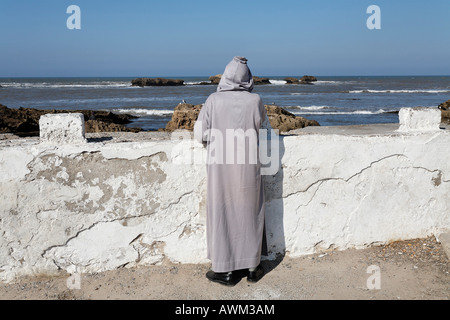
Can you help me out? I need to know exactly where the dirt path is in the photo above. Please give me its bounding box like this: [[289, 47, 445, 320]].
[[1, 236, 448, 300]]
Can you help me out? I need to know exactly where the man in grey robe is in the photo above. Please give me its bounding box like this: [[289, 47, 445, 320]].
[[194, 56, 270, 285]]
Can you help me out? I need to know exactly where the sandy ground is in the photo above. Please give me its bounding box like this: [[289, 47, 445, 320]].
[[0, 236, 448, 300]]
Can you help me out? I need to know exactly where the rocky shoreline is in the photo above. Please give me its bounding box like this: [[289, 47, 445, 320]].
[[165, 103, 320, 133], [1, 99, 448, 138], [0, 104, 142, 137], [439, 99, 450, 124], [130, 75, 318, 86], [0, 103, 320, 137]]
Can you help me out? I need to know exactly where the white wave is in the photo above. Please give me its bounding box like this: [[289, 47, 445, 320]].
[[349, 89, 450, 94], [269, 79, 287, 85], [288, 105, 332, 111], [185, 81, 209, 85], [112, 108, 173, 117], [1, 82, 132, 89], [292, 109, 390, 115], [314, 81, 341, 85], [46, 96, 178, 104]]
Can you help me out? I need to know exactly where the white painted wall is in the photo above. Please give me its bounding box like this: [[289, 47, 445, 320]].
[[0, 114, 449, 283]]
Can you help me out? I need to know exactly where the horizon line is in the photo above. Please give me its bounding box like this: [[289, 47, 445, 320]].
[[1, 74, 450, 79]]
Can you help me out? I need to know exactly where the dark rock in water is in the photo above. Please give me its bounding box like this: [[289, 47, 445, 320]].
[[207, 74, 270, 85], [85, 120, 141, 133], [131, 78, 185, 87], [208, 74, 222, 84], [264, 104, 320, 132], [300, 75, 317, 83], [284, 77, 301, 84], [252, 76, 271, 85], [164, 103, 319, 133], [284, 76, 318, 85], [0, 104, 141, 137]]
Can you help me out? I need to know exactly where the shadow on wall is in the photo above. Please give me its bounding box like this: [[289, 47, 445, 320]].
[[261, 135, 286, 275]]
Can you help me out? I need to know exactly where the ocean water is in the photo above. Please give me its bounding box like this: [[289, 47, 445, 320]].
[[0, 76, 449, 131]]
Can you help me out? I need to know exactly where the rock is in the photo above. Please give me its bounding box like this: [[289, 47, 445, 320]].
[[283, 76, 318, 85], [441, 110, 450, 124], [284, 77, 300, 84], [438, 99, 450, 111], [85, 120, 141, 133], [131, 78, 184, 87], [0, 105, 43, 136], [264, 104, 320, 132], [208, 74, 222, 84], [165, 103, 203, 131], [0, 105, 141, 137], [438, 100, 450, 123], [208, 74, 270, 85], [252, 76, 271, 85], [164, 103, 319, 133], [300, 75, 317, 83]]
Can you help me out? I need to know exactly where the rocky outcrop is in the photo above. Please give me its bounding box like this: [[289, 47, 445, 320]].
[[131, 78, 184, 87], [264, 104, 320, 132], [165, 103, 203, 131], [252, 76, 271, 85], [284, 76, 318, 85], [284, 77, 301, 84], [208, 74, 222, 84], [438, 99, 450, 111], [300, 75, 317, 83], [0, 105, 141, 136], [207, 74, 271, 85], [441, 111, 450, 124], [439, 99, 450, 123], [164, 103, 319, 132]]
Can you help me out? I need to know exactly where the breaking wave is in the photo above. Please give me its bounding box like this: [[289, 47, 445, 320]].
[[287, 105, 332, 111], [111, 108, 173, 117], [1, 81, 132, 89], [292, 109, 393, 115], [349, 89, 450, 94]]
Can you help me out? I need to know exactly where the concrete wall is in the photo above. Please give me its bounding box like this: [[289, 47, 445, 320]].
[[0, 114, 449, 282]]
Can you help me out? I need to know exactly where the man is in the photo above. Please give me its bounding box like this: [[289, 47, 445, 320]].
[[194, 56, 271, 286]]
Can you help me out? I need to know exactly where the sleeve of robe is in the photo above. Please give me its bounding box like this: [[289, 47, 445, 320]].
[[193, 96, 212, 147]]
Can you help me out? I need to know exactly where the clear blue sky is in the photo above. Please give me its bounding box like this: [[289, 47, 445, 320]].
[[1, 0, 449, 77]]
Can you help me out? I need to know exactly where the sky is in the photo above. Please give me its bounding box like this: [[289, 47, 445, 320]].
[[0, 0, 449, 77]]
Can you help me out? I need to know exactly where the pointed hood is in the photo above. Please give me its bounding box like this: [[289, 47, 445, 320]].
[[217, 56, 254, 92]]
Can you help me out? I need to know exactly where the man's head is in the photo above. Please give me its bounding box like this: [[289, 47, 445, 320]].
[[217, 56, 254, 92]]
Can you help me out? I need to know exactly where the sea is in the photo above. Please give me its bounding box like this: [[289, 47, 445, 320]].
[[0, 76, 449, 131]]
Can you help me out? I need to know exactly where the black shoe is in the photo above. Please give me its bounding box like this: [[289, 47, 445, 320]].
[[206, 270, 237, 286], [247, 265, 264, 283]]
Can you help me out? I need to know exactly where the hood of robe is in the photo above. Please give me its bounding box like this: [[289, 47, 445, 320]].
[[217, 56, 254, 92]]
